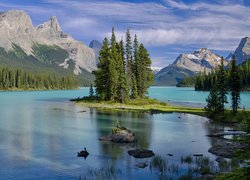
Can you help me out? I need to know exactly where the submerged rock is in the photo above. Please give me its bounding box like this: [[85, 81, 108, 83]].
[[208, 142, 249, 158], [99, 127, 135, 143], [128, 149, 155, 158], [135, 162, 148, 168]]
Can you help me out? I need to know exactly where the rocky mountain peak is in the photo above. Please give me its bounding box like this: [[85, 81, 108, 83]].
[[36, 16, 62, 38], [89, 40, 102, 49], [89, 40, 102, 64], [0, 9, 96, 73], [233, 37, 250, 64]]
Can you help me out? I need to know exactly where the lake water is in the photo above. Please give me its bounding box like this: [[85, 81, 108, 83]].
[[0, 87, 248, 179]]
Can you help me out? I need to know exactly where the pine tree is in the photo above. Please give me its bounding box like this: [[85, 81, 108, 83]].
[[137, 44, 154, 97], [109, 27, 119, 101], [116, 40, 129, 103], [205, 85, 222, 120], [125, 29, 133, 95], [217, 57, 228, 113], [93, 37, 110, 100], [131, 34, 139, 99], [229, 56, 241, 113], [89, 84, 94, 97]]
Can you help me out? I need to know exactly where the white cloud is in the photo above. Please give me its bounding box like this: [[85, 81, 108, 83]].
[[0, 0, 250, 66]]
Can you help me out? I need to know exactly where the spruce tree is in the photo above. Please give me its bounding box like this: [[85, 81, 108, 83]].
[[109, 27, 119, 101], [205, 85, 221, 120], [89, 84, 94, 97], [131, 34, 139, 99], [137, 44, 154, 97], [116, 40, 129, 103], [93, 37, 110, 100], [125, 29, 133, 95], [217, 57, 228, 113], [229, 56, 241, 113]]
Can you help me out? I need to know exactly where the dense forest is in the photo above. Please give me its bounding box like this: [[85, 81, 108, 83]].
[[195, 59, 250, 91], [93, 28, 154, 103], [176, 76, 196, 87], [177, 59, 250, 91], [0, 43, 94, 86], [0, 66, 78, 90]]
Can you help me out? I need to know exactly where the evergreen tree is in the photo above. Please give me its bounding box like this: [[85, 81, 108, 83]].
[[125, 29, 133, 95], [137, 44, 154, 97], [131, 34, 139, 99], [89, 84, 94, 97], [93, 37, 110, 100], [217, 57, 228, 113], [205, 85, 222, 120], [109, 27, 119, 101], [116, 40, 129, 103], [229, 56, 241, 113]]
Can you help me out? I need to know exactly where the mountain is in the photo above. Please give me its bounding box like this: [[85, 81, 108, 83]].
[[89, 40, 102, 64], [151, 67, 162, 74], [0, 10, 96, 84], [228, 37, 250, 64], [155, 48, 227, 86]]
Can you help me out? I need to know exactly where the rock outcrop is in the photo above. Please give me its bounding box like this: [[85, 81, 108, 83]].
[[228, 37, 250, 64], [99, 126, 135, 143], [128, 149, 155, 158], [89, 40, 102, 64], [0, 10, 96, 74]]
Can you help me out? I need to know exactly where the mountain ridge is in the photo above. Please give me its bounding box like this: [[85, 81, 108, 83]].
[[0, 9, 96, 74], [155, 48, 228, 86]]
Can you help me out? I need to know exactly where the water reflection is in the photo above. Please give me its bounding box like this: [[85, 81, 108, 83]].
[[0, 89, 238, 179], [94, 110, 153, 160]]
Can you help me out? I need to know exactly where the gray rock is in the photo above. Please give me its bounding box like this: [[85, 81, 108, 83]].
[[99, 128, 135, 143], [233, 37, 250, 64], [208, 141, 249, 158], [135, 162, 148, 168], [89, 40, 102, 64], [128, 149, 155, 158]]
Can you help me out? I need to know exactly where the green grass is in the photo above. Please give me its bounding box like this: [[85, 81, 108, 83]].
[[76, 98, 206, 116]]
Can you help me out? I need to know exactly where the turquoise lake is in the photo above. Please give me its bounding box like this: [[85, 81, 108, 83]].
[[0, 87, 249, 179]]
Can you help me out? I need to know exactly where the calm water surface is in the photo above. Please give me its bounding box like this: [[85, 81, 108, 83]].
[[0, 87, 248, 179]]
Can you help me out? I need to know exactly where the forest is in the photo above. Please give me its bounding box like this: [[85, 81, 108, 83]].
[[177, 59, 250, 91], [0, 65, 78, 90], [195, 59, 250, 91]]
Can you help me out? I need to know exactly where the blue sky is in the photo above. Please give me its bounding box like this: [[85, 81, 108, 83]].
[[1, 0, 250, 68]]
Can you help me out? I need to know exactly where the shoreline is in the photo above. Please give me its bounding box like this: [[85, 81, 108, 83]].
[[74, 99, 206, 116]]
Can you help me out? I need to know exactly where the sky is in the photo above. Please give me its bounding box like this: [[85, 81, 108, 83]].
[[0, 0, 250, 68]]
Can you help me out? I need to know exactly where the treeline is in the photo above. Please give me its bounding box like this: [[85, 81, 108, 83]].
[[176, 76, 196, 87], [0, 66, 78, 90], [195, 59, 250, 91], [93, 28, 154, 103]]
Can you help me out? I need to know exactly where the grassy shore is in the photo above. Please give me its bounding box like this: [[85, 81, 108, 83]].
[[75, 98, 206, 116]]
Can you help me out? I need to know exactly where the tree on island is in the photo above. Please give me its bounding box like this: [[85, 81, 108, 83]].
[[229, 56, 241, 113], [93, 28, 154, 103]]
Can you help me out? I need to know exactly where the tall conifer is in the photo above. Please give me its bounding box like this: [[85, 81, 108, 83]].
[[217, 57, 228, 113], [230, 56, 241, 113]]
